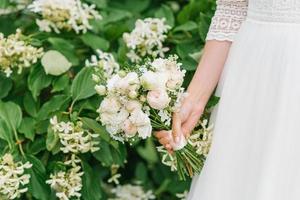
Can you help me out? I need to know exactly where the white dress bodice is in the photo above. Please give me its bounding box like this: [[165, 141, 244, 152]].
[[206, 0, 300, 41]]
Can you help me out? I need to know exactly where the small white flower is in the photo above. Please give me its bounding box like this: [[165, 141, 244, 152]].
[[87, 50, 120, 80], [46, 165, 84, 200], [95, 84, 106, 95], [176, 190, 189, 200], [0, 29, 43, 77], [108, 173, 122, 185], [188, 120, 214, 157], [28, 0, 102, 34], [0, 153, 32, 199], [123, 18, 171, 62], [109, 184, 155, 200], [50, 116, 100, 154]]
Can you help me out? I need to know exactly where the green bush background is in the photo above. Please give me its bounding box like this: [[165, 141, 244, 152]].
[[0, 0, 216, 199]]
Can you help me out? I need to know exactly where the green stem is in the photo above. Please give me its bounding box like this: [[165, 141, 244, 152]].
[[13, 128, 25, 157]]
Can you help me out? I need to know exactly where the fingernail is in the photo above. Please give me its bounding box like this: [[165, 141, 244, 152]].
[[175, 137, 179, 143]]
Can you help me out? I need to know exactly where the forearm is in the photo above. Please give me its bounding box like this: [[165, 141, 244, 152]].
[[187, 40, 231, 107]]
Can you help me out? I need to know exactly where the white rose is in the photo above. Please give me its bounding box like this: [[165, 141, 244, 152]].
[[107, 74, 122, 92], [116, 72, 140, 93], [100, 112, 117, 125], [140, 71, 168, 90], [115, 108, 130, 124], [125, 100, 142, 112], [99, 97, 121, 113], [122, 119, 137, 138], [137, 124, 152, 139], [128, 91, 138, 99], [151, 58, 166, 71], [146, 89, 170, 110], [129, 109, 151, 127], [166, 70, 185, 89], [124, 72, 139, 85]]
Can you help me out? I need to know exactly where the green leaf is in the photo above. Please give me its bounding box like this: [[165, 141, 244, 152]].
[[81, 117, 110, 142], [80, 33, 110, 51], [0, 119, 14, 149], [0, 101, 22, 132], [155, 4, 175, 27], [51, 74, 70, 93], [26, 155, 51, 200], [101, 9, 132, 25], [181, 57, 198, 71], [41, 50, 72, 76], [48, 37, 79, 66], [173, 21, 198, 32], [0, 74, 12, 99], [46, 128, 59, 151], [92, 140, 113, 166], [81, 161, 102, 200], [18, 117, 36, 141], [189, 49, 203, 62], [137, 138, 159, 163], [71, 67, 96, 101], [110, 0, 150, 13], [135, 162, 148, 183], [37, 95, 71, 120], [28, 65, 53, 100], [198, 13, 211, 41], [23, 92, 39, 118], [26, 136, 46, 155], [85, 0, 107, 8]]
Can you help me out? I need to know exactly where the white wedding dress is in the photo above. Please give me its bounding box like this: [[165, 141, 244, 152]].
[[188, 0, 300, 200]]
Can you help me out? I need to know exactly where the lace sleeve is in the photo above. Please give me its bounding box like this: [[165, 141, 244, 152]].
[[206, 0, 248, 42]]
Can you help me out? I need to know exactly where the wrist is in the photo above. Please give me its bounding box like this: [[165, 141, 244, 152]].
[[185, 92, 207, 111]]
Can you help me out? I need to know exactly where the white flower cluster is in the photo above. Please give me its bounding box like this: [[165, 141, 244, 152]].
[[28, 0, 102, 34], [46, 164, 84, 200], [0, 29, 44, 77], [96, 55, 186, 142], [123, 18, 171, 62], [50, 116, 100, 154], [98, 94, 152, 142], [189, 120, 214, 157], [86, 50, 120, 79], [86, 50, 120, 95], [109, 184, 155, 200], [0, 0, 30, 15], [141, 56, 186, 125], [0, 153, 32, 199]]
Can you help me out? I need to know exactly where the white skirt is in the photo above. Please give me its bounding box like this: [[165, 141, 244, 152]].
[[188, 19, 300, 200]]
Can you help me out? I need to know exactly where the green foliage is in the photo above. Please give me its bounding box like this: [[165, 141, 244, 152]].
[[0, 0, 216, 199]]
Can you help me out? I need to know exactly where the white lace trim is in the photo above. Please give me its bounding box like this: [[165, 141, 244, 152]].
[[248, 0, 300, 23], [206, 0, 248, 42]]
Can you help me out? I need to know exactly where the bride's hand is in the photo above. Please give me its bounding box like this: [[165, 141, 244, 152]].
[[155, 97, 205, 152]]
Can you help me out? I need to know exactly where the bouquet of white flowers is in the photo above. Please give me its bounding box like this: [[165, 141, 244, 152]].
[[88, 51, 207, 180]]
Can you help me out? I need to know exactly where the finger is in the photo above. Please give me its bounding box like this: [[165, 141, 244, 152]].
[[155, 130, 170, 139], [172, 112, 182, 143], [159, 137, 171, 145], [182, 111, 202, 138], [166, 144, 173, 154]]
